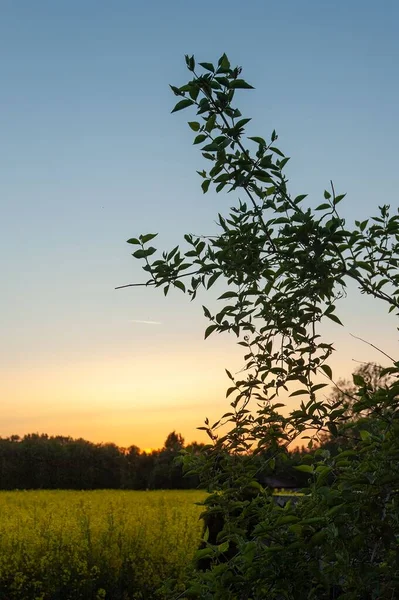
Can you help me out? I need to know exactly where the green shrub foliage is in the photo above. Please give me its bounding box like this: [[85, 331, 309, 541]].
[[126, 54, 399, 599]]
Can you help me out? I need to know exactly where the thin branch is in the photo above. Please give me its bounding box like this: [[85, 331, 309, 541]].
[[115, 269, 205, 290], [349, 333, 395, 363], [319, 370, 358, 404], [115, 282, 155, 290]]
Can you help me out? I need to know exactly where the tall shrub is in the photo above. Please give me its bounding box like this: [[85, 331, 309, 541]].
[[123, 55, 399, 599]]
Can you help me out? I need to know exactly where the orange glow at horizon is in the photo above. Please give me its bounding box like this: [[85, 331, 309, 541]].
[[1, 318, 396, 451], [0, 343, 244, 450]]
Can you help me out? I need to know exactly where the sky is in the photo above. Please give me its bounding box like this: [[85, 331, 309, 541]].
[[1, 0, 398, 450]]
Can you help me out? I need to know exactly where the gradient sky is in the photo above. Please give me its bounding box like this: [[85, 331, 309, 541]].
[[1, 0, 398, 450]]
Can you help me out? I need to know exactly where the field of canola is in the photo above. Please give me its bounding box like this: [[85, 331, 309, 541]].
[[0, 490, 206, 600]]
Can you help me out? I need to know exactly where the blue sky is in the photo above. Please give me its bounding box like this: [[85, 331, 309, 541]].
[[1, 0, 398, 448]]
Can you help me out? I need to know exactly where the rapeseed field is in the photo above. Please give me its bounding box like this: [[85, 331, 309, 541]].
[[0, 490, 205, 600]]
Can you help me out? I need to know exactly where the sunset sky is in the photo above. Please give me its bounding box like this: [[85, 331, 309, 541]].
[[1, 0, 398, 450]]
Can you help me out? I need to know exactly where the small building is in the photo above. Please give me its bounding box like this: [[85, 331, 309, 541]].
[[263, 476, 300, 491]]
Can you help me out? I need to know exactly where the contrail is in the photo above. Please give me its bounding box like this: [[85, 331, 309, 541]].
[[129, 319, 162, 325]]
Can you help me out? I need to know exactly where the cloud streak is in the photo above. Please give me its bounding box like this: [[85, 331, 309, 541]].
[[129, 319, 162, 325]]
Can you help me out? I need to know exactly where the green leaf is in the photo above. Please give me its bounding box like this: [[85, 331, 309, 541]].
[[202, 305, 211, 319], [327, 422, 338, 437], [171, 99, 194, 113], [229, 79, 254, 89], [188, 121, 200, 131], [269, 146, 285, 157], [334, 193, 346, 205], [302, 517, 325, 524], [127, 238, 141, 245], [218, 291, 237, 300], [235, 118, 251, 129], [310, 530, 328, 546], [204, 324, 218, 339], [337, 450, 357, 458], [217, 541, 229, 553], [202, 143, 219, 152], [315, 203, 331, 211], [249, 136, 266, 146], [189, 85, 200, 101], [324, 190, 331, 199], [169, 85, 182, 96], [199, 62, 215, 72], [311, 383, 328, 393], [294, 465, 314, 473], [248, 480, 264, 491], [353, 374, 365, 386], [132, 249, 147, 259], [217, 53, 230, 71], [289, 389, 309, 397], [320, 364, 333, 379], [195, 547, 213, 560], [326, 503, 345, 517], [144, 246, 156, 257], [167, 247, 179, 261], [254, 172, 273, 183], [205, 114, 216, 132], [173, 280, 186, 292], [355, 261, 374, 273], [140, 233, 158, 244], [360, 430, 371, 442], [203, 527, 209, 542], [279, 157, 290, 169], [276, 515, 300, 525], [207, 272, 221, 289], [214, 76, 230, 87], [225, 369, 234, 380], [202, 179, 210, 193], [325, 312, 343, 326], [193, 134, 207, 145], [185, 54, 195, 71]]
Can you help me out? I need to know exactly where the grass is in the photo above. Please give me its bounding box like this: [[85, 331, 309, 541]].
[[0, 490, 206, 600]]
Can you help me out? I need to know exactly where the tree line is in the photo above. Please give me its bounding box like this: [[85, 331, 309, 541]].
[[0, 431, 197, 490], [0, 429, 314, 491]]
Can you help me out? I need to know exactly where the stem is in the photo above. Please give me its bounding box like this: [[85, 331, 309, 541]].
[[349, 333, 395, 363]]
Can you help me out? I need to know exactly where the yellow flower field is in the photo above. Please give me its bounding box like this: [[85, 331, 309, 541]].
[[0, 490, 206, 600]]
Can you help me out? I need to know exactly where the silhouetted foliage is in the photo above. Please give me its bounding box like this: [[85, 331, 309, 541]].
[[316, 362, 395, 457], [128, 53, 399, 598], [196, 484, 268, 571], [0, 432, 203, 490]]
